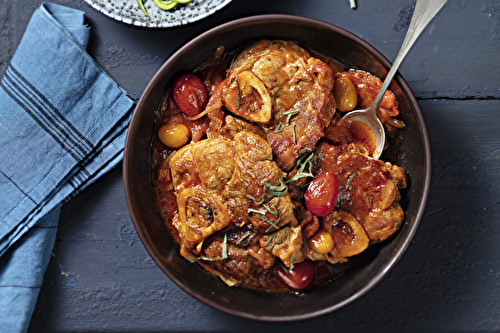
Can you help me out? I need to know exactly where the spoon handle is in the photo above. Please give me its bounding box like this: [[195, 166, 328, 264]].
[[369, 0, 447, 116]]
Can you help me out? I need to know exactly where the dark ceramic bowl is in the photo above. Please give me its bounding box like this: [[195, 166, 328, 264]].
[[123, 14, 431, 322]]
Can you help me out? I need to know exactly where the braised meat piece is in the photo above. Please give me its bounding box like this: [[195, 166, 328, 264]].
[[316, 141, 407, 243], [199, 230, 275, 287], [206, 114, 266, 141], [205, 40, 336, 171], [168, 131, 302, 284], [259, 225, 304, 268]]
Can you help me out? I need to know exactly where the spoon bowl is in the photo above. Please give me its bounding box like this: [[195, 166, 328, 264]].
[[342, 0, 447, 159], [342, 106, 386, 159]]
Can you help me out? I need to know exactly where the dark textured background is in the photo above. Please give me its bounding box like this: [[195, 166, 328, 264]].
[[2, 0, 500, 331]]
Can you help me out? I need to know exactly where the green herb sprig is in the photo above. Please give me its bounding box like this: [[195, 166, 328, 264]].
[[235, 231, 255, 245], [247, 191, 283, 232], [264, 179, 287, 197], [335, 172, 357, 209], [198, 233, 228, 261], [274, 108, 301, 133], [264, 233, 275, 247], [272, 86, 282, 98], [236, 81, 241, 110], [285, 149, 315, 184], [289, 252, 296, 270]]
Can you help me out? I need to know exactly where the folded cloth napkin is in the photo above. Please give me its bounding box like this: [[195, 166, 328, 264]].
[[0, 3, 134, 332]]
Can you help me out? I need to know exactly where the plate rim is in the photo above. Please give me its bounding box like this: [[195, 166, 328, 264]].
[[82, 0, 233, 28]]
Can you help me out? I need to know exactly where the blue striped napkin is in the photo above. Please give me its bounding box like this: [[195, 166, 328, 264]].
[[0, 3, 134, 332]]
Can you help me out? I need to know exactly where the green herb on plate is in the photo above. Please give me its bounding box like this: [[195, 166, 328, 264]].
[[138, 0, 195, 17], [137, 0, 150, 17]]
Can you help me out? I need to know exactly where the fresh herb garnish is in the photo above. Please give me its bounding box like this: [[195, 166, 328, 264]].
[[250, 199, 282, 232], [335, 172, 357, 209], [278, 260, 289, 274], [246, 180, 287, 232], [275, 108, 301, 133], [343, 172, 357, 191], [264, 199, 280, 217], [247, 207, 267, 215], [296, 147, 313, 157], [236, 231, 255, 245], [221, 232, 228, 259], [198, 256, 221, 262], [264, 179, 287, 197], [235, 232, 250, 245], [236, 81, 241, 110], [289, 252, 296, 270], [272, 86, 282, 98], [261, 215, 280, 232], [198, 232, 228, 261], [285, 149, 315, 183], [247, 193, 265, 206], [264, 233, 275, 246]]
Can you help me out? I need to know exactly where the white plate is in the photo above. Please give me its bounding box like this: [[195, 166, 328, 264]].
[[83, 0, 232, 28]]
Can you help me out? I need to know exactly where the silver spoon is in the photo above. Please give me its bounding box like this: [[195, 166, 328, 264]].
[[342, 0, 447, 159]]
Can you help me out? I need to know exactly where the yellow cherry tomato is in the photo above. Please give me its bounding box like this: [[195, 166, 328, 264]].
[[333, 76, 358, 112], [308, 229, 334, 254], [158, 123, 190, 148]]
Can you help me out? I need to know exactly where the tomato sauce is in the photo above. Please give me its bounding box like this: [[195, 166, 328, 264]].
[[348, 119, 377, 156]]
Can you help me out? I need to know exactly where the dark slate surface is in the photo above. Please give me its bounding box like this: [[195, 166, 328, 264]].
[[1, 0, 499, 331]]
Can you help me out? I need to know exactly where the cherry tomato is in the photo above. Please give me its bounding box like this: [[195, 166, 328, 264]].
[[173, 74, 208, 117], [333, 76, 358, 112], [157, 123, 190, 148], [308, 229, 334, 254], [304, 172, 339, 217], [275, 261, 315, 290]]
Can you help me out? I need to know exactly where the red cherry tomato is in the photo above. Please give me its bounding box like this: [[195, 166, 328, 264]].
[[275, 261, 315, 290], [173, 74, 208, 117], [304, 172, 339, 217]]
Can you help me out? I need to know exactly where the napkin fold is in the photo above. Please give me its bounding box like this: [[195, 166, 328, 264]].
[[0, 3, 134, 332]]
